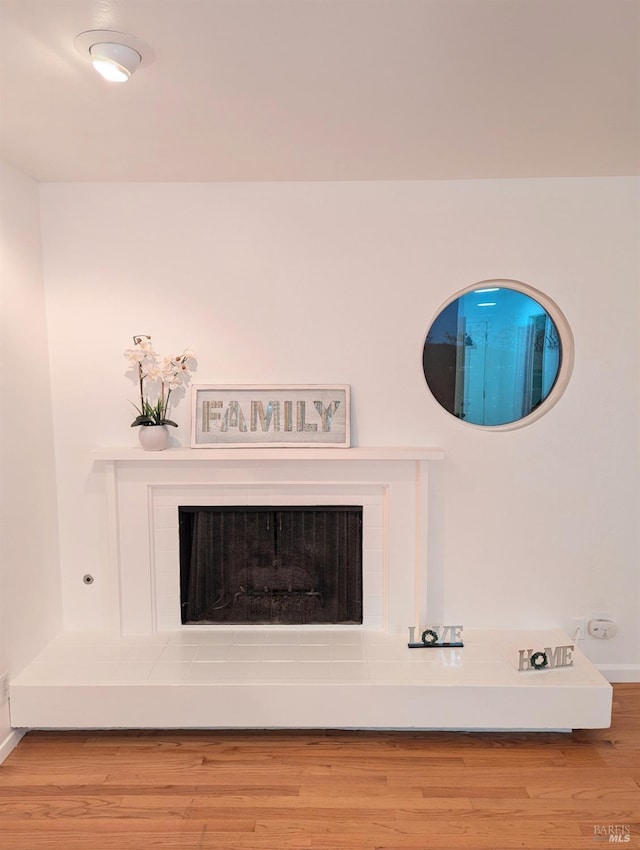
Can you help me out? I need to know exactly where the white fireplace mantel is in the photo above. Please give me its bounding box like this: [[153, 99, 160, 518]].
[[92, 446, 445, 462]]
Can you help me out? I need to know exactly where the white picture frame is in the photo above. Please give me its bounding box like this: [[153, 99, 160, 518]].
[[191, 384, 350, 448]]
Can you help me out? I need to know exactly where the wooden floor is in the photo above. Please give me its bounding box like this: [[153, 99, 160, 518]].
[[0, 684, 638, 850]]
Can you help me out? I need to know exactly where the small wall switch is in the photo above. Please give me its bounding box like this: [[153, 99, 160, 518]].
[[588, 619, 617, 639]]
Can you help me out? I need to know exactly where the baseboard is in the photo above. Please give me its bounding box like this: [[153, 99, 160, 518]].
[[598, 664, 640, 683], [0, 728, 27, 765]]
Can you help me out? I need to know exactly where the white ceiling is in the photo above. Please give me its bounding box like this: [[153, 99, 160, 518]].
[[1, 0, 638, 182]]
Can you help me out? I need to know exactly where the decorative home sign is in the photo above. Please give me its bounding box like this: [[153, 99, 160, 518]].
[[518, 645, 574, 671], [408, 625, 464, 648], [191, 385, 350, 448]]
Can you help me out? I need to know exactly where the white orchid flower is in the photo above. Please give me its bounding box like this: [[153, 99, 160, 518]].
[[172, 350, 195, 365], [124, 348, 146, 363], [144, 365, 163, 381]]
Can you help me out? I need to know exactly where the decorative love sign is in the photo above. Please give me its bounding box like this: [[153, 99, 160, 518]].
[[408, 625, 464, 648], [518, 644, 574, 672]]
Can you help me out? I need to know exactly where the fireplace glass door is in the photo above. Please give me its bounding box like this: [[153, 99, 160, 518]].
[[179, 506, 363, 625]]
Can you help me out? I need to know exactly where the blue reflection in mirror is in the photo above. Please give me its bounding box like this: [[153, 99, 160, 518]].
[[423, 286, 562, 426]]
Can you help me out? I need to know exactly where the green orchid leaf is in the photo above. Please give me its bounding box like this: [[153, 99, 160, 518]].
[[131, 415, 155, 427]]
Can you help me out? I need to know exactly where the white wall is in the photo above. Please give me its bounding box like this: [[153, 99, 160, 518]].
[[39, 177, 640, 675], [0, 162, 62, 750]]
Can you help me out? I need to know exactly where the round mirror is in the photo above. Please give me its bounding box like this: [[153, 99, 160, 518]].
[[423, 281, 571, 428]]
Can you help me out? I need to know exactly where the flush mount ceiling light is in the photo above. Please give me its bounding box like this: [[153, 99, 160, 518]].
[[74, 30, 154, 82]]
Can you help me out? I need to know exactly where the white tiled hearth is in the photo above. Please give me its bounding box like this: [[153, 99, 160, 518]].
[[10, 628, 611, 730], [8, 448, 612, 731]]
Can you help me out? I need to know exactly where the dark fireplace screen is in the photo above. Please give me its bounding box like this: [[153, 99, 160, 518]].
[[179, 506, 363, 625]]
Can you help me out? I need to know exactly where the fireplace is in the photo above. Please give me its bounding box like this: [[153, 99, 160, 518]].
[[95, 447, 441, 636], [10, 448, 614, 735], [179, 506, 363, 625]]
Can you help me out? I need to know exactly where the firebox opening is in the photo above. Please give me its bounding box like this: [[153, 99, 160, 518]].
[[179, 506, 363, 626]]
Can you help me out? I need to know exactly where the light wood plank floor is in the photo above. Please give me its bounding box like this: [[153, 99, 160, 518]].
[[0, 683, 638, 850]]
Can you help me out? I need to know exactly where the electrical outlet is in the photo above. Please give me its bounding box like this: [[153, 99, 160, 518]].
[[588, 619, 618, 639], [0, 672, 9, 706]]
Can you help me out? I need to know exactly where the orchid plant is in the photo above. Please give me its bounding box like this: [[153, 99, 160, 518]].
[[124, 334, 196, 427]]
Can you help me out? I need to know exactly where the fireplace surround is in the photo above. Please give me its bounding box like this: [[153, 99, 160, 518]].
[[98, 446, 442, 636]]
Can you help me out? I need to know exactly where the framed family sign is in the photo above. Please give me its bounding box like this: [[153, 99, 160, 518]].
[[191, 385, 351, 448]]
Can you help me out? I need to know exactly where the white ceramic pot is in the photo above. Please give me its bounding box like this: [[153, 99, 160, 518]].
[[138, 424, 170, 451]]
